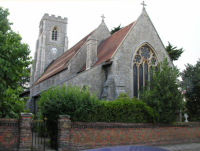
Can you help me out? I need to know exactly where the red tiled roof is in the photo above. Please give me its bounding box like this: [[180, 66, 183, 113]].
[[79, 21, 135, 73], [95, 22, 134, 66], [34, 21, 135, 85], [34, 30, 94, 86]]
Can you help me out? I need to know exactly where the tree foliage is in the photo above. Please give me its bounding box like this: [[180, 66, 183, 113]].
[[110, 24, 123, 34], [0, 7, 32, 93], [166, 42, 184, 62], [140, 58, 183, 124], [0, 87, 28, 118], [181, 59, 200, 121], [19, 67, 31, 90], [0, 7, 32, 118]]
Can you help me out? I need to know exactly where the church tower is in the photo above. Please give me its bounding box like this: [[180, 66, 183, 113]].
[[31, 14, 68, 84]]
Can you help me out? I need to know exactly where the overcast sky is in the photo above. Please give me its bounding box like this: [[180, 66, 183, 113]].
[[1, 0, 200, 73]]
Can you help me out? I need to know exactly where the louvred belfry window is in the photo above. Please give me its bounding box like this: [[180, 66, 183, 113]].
[[52, 27, 58, 41], [133, 45, 158, 98]]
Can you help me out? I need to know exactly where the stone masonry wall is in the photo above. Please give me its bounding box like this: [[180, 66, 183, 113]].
[[57, 117, 200, 151], [0, 118, 19, 150], [112, 9, 173, 98], [63, 64, 106, 99]]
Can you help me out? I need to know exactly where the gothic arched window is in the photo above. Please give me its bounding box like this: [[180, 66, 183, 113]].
[[52, 27, 58, 41], [133, 45, 158, 98]]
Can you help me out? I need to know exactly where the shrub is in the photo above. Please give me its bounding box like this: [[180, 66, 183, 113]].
[[38, 85, 158, 148], [38, 84, 99, 148], [98, 95, 158, 123], [140, 58, 183, 124]]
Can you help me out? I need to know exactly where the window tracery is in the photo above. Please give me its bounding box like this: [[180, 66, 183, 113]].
[[133, 45, 158, 98]]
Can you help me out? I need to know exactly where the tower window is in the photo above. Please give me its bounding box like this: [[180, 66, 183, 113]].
[[52, 27, 58, 41]]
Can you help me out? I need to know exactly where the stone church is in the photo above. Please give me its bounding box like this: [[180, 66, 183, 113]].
[[26, 7, 173, 113]]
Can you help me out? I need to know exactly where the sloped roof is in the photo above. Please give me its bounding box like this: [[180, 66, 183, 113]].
[[34, 30, 94, 86], [34, 21, 135, 86], [79, 21, 135, 73], [95, 21, 134, 66]]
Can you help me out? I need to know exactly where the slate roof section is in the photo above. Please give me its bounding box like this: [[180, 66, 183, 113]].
[[78, 21, 135, 73], [34, 30, 94, 86]]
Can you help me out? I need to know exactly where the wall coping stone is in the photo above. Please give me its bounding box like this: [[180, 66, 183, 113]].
[[59, 115, 70, 119], [20, 113, 33, 117], [71, 122, 200, 128], [0, 118, 18, 122]]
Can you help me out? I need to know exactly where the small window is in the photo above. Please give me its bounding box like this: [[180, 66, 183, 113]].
[[52, 27, 58, 41]]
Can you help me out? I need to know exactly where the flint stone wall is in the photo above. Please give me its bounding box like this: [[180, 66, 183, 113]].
[[111, 9, 173, 98]]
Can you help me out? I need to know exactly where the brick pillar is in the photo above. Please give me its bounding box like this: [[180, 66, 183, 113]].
[[58, 115, 71, 151], [19, 113, 33, 151]]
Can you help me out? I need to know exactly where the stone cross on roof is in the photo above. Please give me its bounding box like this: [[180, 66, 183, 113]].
[[141, 1, 146, 9], [101, 14, 105, 21]]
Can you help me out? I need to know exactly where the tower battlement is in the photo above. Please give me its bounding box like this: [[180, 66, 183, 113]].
[[40, 13, 68, 26]]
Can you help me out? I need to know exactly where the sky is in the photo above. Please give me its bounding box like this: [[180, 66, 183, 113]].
[[1, 0, 200, 74]]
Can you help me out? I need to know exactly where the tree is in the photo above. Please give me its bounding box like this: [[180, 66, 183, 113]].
[[0, 87, 28, 118], [0, 7, 32, 118], [166, 42, 184, 62], [19, 67, 31, 90], [0, 7, 32, 93], [140, 58, 183, 124], [110, 24, 123, 34], [181, 59, 200, 121]]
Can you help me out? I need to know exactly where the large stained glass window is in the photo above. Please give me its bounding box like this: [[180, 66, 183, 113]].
[[133, 45, 158, 98]]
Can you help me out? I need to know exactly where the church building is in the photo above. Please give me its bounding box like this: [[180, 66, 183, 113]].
[[26, 7, 173, 112]]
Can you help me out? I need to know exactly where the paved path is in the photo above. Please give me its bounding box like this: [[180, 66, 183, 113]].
[[155, 143, 200, 151], [32, 132, 56, 151]]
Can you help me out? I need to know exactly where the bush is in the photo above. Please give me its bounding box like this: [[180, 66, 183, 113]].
[[140, 58, 183, 124], [38, 85, 158, 148], [97, 98, 158, 123], [38, 84, 99, 148]]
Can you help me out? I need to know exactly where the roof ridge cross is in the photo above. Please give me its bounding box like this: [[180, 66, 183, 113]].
[[141, 1, 146, 9], [101, 14, 105, 21]]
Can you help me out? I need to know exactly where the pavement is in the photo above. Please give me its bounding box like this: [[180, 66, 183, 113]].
[[154, 143, 200, 151]]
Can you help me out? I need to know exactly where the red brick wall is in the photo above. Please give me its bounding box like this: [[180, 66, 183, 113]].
[[0, 118, 19, 150], [69, 122, 200, 150]]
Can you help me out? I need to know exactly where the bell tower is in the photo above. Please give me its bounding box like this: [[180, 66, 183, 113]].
[[31, 14, 68, 84]]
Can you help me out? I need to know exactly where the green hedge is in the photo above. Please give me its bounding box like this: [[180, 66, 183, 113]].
[[38, 84, 158, 148], [38, 84, 157, 123], [97, 99, 157, 123]]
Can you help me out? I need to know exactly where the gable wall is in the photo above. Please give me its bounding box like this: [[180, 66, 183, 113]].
[[70, 22, 110, 75], [111, 9, 172, 98]]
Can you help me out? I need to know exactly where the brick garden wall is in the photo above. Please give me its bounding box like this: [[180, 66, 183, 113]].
[[0, 118, 19, 150], [57, 116, 200, 151], [0, 113, 33, 151], [69, 122, 200, 150]]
